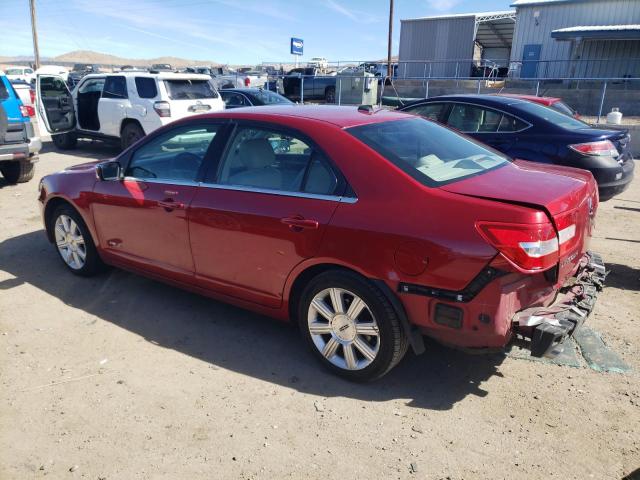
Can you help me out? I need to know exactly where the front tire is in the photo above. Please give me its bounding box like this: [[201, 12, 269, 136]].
[[298, 270, 408, 381], [0, 161, 35, 183], [49, 204, 104, 276], [121, 122, 145, 150]]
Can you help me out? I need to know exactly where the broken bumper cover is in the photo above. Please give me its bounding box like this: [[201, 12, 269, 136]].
[[513, 252, 606, 357]]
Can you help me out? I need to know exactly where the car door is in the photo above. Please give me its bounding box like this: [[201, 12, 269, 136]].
[[188, 122, 347, 307], [36, 74, 76, 134], [91, 122, 223, 279], [98, 75, 130, 137]]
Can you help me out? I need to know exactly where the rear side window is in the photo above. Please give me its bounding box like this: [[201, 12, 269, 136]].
[[163, 80, 218, 100], [0, 80, 9, 100], [102, 76, 128, 99], [498, 114, 528, 132], [135, 77, 158, 99]]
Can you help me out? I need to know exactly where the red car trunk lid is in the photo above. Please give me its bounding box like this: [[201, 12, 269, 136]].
[[440, 161, 598, 280]]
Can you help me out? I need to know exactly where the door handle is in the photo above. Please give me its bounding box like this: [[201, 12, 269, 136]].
[[281, 216, 319, 230], [158, 198, 185, 212]]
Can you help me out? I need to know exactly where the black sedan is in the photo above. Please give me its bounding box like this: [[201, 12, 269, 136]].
[[399, 94, 634, 201], [219, 88, 292, 109]]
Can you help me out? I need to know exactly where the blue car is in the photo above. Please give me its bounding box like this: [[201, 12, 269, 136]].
[[0, 71, 41, 183], [399, 94, 634, 201]]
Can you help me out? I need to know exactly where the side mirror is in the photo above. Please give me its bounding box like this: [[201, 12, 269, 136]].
[[96, 161, 122, 181]]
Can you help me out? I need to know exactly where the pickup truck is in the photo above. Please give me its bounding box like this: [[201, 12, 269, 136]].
[[211, 67, 268, 89], [0, 72, 40, 183], [282, 67, 337, 103]]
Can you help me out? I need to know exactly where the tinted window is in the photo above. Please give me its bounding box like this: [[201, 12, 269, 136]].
[[0, 80, 8, 100], [25, 69, 34, 74], [102, 76, 127, 99], [164, 80, 218, 100], [252, 90, 292, 105], [78, 78, 105, 94], [405, 103, 446, 122], [5, 69, 23, 75], [126, 124, 218, 181], [447, 104, 502, 133], [348, 118, 508, 186], [550, 101, 575, 117], [517, 101, 588, 130], [498, 114, 528, 132], [217, 127, 338, 195], [221, 92, 249, 107], [39, 76, 69, 97], [135, 77, 158, 99]]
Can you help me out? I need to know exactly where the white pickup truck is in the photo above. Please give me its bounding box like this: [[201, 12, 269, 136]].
[[211, 67, 268, 89]]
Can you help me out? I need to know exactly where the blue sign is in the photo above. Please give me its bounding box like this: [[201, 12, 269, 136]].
[[290, 37, 303, 56]]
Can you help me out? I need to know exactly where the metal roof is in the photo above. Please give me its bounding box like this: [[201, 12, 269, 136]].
[[551, 24, 640, 39], [511, 0, 593, 6]]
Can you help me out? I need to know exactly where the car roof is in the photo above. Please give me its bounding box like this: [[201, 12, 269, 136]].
[[221, 88, 278, 95], [82, 72, 211, 80], [195, 105, 416, 128], [410, 94, 534, 108]]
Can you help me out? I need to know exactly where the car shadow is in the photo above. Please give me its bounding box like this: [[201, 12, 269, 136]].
[[604, 263, 640, 291], [39, 139, 121, 159], [0, 230, 505, 410]]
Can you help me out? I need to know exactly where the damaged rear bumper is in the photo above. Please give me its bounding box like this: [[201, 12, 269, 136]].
[[513, 252, 606, 357]]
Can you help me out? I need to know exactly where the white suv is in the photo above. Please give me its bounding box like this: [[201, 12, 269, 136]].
[[37, 71, 225, 150]]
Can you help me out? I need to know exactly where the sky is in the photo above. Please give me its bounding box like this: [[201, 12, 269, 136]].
[[0, 0, 513, 64]]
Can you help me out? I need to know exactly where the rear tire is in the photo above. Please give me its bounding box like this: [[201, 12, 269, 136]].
[[49, 204, 105, 276], [52, 132, 78, 150], [0, 161, 35, 184], [121, 122, 145, 150], [298, 270, 408, 381]]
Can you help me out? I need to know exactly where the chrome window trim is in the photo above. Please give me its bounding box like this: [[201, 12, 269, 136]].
[[198, 182, 358, 203], [441, 101, 533, 134], [120, 177, 358, 203]]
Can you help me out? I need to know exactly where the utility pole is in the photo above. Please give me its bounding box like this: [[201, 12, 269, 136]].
[[29, 0, 41, 70], [386, 0, 394, 78]]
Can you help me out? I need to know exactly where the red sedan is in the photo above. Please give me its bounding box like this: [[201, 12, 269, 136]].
[[39, 106, 606, 381]]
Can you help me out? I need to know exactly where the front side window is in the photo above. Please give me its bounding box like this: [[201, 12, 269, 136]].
[[216, 126, 339, 195], [135, 77, 158, 99], [163, 79, 218, 100], [78, 78, 105, 94], [348, 118, 509, 186], [39, 76, 69, 97], [221, 92, 249, 107], [405, 102, 446, 122], [126, 124, 218, 182], [102, 76, 127, 99]]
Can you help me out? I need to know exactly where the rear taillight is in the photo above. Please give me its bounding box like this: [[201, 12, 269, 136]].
[[569, 140, 618, 157], [19, 105, 35, 117], [244, 77, 250, 87], [554, 209, 579, 257], [476, 221, 559, 272], [153, 101, 171, 117], [29, 89, 35, 105]]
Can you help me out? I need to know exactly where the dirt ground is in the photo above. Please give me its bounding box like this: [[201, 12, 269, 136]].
[[1, 140, 638, 480]]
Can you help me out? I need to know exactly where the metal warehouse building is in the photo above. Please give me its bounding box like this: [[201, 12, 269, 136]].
[[398, 0, 640, 79], [398, 11, 516, 78], [511, 0, 640, 78]]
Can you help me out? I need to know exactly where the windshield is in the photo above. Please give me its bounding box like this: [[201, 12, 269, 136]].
[[348, 118, 509, 186], [253, 90, 292, 105], [5, 69, 23, 75], [163, 79, 218, 100], [550, 101, 575, 117], [517, 101, 587, 130]]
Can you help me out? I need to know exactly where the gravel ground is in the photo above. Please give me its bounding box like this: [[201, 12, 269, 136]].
[[0, 140, 638, 480]]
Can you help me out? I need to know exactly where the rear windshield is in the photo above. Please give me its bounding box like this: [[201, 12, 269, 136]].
[[253, 90, 292, 104], [163, 79, 218, 100], [550, 101, 575, 117], [517, 101, 587, 130], [348, 118, 508, 186]]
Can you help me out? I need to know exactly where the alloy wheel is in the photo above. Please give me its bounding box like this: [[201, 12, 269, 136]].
[[54, 214, 86, 270], [307, 287, 380, 371]]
